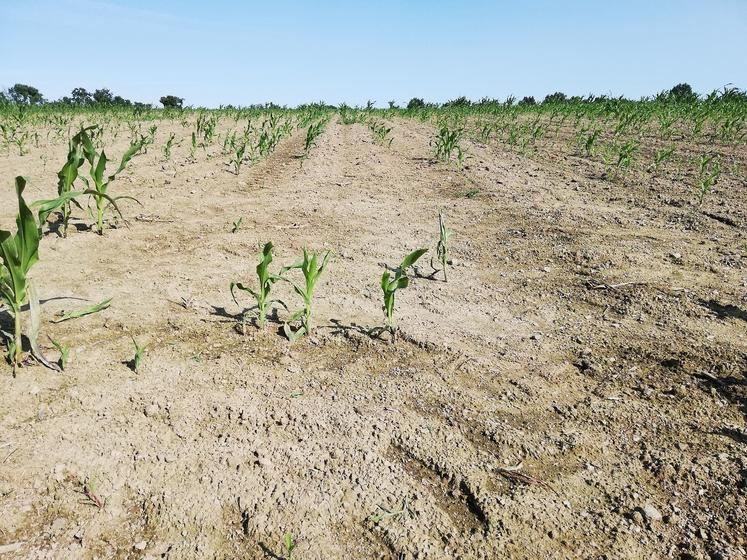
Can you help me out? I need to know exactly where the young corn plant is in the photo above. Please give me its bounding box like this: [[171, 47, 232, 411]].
[[613, 140, 638, 176], [431, 211, 452, 281], [229, 139, 247, 175], [583, 128, 601, 157], [381, 248, 427, 339], [283, 533, 296, 560], [431, 125, 464, 166], [230, 242, 287, 329], [231, 216, 244, 233], [56, 127, 91, 237], [280, 248, 332, 341], [648, 145, 676, 173], [303, 121, 326, 160], [80, 135, 144, 235], [697, 154, 721, 205], [369, 120, 393, 147], [162, 132, 178, 161], [131, 337, 147, 372], [1, 177, 72, 371]]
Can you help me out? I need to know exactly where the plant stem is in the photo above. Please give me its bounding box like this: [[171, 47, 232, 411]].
[[13, 303, 21, 365]]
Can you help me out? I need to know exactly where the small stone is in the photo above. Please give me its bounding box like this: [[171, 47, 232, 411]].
[[134, 540, 147, 551], [642, 504, 662, 521], [144, 404, 158, 417]]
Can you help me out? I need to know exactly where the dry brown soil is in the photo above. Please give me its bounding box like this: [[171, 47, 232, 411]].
[[0, 116, 745, 559]]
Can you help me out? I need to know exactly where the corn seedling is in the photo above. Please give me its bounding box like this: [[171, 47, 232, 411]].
[[48, 337, 70, 370], [431, 211, 452, 281], [131, 337, 147, 372], [381, 248, 427, 338], [82, 478, 106, 509], [280, 248, 332, 341], [369, 120, 393, 147], [231, 216, 244, 233], [303, 121, 325, 159], [1, 177, 71, 370], [697, 154, 721, 205], [230, 242, 287, 329], [432, 125, 464, 165], [190, 132, 197, 160], [614, 140, 638, 174], [229, 139, 247, 175], [80, 134, 144, 234], [369, 499, 409, 524], [283, 533, 296, 560], [56, 127, 92, 237], [162, 132, 178, 160], [583, 128, 601, 157], [52, 297, 112, 323], [648, 145, 676, 173]]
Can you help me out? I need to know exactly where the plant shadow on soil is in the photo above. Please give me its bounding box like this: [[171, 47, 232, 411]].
[[698, 298, 747, 322]]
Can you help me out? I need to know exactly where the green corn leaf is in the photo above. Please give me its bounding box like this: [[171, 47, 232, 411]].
[[400, 248, 427, 271], [52, 297, 112, 323]]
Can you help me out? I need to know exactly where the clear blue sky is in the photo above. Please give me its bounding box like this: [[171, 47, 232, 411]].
[[1, 0, 745, 107]]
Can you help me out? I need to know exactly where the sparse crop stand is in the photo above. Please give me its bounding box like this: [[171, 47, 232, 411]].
[[0, 87, 745, 559]]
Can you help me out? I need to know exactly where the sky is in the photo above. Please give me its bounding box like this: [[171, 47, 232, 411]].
[[1, 0, 746, 108]]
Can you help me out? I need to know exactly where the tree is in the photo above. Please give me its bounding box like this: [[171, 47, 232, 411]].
[[669, 83, 697, 102], [443, 96, 471, 107], [112, 95, 131, 106], [518, 96, 536, 106], [543, 92, 567, 104], [160, 95, 184, 109], [71, 87, 93, 105], [8, 83, 43, 104], [406, 97, 425, 110], [93, 88, 114, 104]]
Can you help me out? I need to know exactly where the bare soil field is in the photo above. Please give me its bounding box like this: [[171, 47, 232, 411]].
[[0, 116, 745, 559]]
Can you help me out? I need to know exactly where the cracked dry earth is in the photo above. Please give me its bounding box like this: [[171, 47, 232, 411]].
[[0, 117, 745, 560]]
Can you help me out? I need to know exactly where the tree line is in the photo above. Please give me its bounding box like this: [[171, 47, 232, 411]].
[[0, 84, 184, 108]]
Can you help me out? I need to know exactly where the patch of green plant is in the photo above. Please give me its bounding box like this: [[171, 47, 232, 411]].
[[131, 337, 147, 372], [381, 248, 427, 338], [283, 533, 295, 560], [431, 124, 464, 166], [49, 337, 70, 370], [697, 153, 721, 205], [231, 216, 244, 233], [79, 132, 144, 234], [230, 242, 287, 329], [52, 297, 112, 323], [281, 248, 332, 341], [1, 177, 71, 370], [431, 211, 452, 281]]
